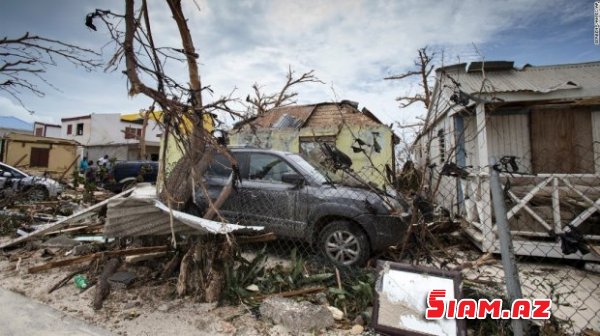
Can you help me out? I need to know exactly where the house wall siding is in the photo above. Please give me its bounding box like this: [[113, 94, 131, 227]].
[[593, 110, 600, 174], [230, 125, 394, 187], [486, 113, 532, 173]]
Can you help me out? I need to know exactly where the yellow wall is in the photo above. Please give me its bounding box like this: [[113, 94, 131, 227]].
[[3, 139, 78, 178], [158, 113, 215, 188], [230, 125, 394, 187]]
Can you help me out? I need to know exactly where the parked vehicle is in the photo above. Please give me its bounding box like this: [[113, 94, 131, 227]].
[[192, 148, 410, 266], [103, 160, 159, 192], [0, 162, 63, 201]]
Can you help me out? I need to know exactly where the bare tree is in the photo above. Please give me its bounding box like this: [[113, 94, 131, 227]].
[[385, 46, 435, 110], [87, 0, 242, 302], [0, 32, 100, 112], [245, 66, 323, 116]]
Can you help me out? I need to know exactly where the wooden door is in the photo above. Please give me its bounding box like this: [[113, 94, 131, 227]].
[[530, 107, 593, 174]]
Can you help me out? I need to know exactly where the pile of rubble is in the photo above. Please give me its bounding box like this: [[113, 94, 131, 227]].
[[0, 183, 373, 335]]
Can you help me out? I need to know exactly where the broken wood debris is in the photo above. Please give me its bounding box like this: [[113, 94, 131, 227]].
[[28, 246, 169, 273], [0, 188, 134, 250], [93, 258, 120, 310]]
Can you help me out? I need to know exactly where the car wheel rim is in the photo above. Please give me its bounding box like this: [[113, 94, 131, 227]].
[[28, 189, 46, 201], [325, 230, 360, 265]]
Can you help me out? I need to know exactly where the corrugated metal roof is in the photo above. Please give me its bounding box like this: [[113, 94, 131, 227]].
[[105, 184, 263, 237], [0, 116, 33, 131], [440, 61, 600, 95]]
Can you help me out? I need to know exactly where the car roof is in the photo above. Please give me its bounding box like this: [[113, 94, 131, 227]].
[[227, 147, 295, 157]]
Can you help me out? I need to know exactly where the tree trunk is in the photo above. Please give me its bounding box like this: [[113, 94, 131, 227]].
[[176, 236, 232, 301]]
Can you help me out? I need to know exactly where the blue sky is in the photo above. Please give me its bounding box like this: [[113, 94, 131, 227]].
[[0, 0, 598, 128]]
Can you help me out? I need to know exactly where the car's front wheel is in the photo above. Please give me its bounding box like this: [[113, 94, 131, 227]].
[[318, 220, 370, 267], [26, 186, 49, 201]]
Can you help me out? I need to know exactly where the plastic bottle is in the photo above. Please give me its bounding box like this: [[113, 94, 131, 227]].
[[74, 274, 88, 289]]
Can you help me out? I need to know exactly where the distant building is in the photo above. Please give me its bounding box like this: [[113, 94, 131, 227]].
[[33, 121, 61, 138], [60, 113, 162, 161], [0, 132, 79, 178], [0, 116, 33, 137]]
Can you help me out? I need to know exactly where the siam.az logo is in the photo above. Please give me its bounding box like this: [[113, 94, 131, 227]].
[[425, 289, 552, 320]]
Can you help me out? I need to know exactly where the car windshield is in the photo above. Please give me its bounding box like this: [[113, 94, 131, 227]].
[[286, 154, 342, 184], [0, 163, 27, 178]]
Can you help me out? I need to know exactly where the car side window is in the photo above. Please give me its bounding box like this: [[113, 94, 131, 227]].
[[207, 154, 233, 178], [249, 154, 295, 183]]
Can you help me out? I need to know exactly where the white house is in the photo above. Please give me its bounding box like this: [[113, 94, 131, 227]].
[[413, 61, 600, 260], [33, 122, 61, 138], [61, 112, 162, 161]]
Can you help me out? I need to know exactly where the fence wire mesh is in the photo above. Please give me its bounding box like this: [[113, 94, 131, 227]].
[[209, 141, 600, 334], [426, 144, 600, 334]]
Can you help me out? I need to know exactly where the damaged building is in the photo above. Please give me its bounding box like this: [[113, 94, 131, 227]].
[[413, 60, 600, 260], [230, 101, 398, 187]]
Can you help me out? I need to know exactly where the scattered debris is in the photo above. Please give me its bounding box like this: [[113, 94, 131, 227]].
[[108, 271, 137, 289], [93, 258, 120, 310], [259, 296, 335, 333]]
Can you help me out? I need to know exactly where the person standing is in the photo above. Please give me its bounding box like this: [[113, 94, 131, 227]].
[[79, 156, 89, 174]]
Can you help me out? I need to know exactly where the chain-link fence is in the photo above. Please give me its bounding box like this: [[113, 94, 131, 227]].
[[428, 144, 600, 334], [201, 143, 600, 333]]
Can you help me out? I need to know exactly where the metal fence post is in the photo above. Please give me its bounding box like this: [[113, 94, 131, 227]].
[[489, 158, 526, 336]]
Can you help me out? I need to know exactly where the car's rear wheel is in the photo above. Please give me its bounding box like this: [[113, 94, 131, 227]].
[[26, 186, 48, 201], [318, 220, 370, 267]]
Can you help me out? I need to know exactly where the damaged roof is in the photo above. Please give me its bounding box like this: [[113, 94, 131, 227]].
[[438, 61, 600, 96], [234, 101, 384, 130]]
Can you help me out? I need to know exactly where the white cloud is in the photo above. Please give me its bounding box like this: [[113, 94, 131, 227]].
[[0, 0, 587, 129], [0, 97, 57, 124]]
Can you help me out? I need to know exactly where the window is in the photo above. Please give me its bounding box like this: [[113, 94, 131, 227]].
[[30, 148, 50, 167], [249, 154, 295, 183], [76, 123, 84, 136], [207, 154, 233, 177], [66, 124, 72, 135], [438, 129, 446, 163], [35, 127, 44, 136], [124, 127, 142, 139], [299, 136, 336, 166]]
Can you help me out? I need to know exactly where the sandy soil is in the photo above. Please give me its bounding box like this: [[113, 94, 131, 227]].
[[0, 247, 356, 336]]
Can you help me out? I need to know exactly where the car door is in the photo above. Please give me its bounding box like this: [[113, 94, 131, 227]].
[[201, 152, 248, 223], [237, 152, 306, 238]]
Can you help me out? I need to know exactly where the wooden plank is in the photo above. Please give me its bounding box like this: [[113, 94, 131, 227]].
[[552, 177, 561, 234], [570, 198, 600, 228], [507, 191, 553, 231], [58, 154, 80, 182], [28, 246, 168, 273], [560, 177, 600, 213], [506, 176, 552, 220], [0, 188, 134, 249], [531, 107, 593, 174]]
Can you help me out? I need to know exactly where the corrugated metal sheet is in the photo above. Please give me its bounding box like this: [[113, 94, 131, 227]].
[[105, 185, 263, 237], [441, 61, 600, 94]]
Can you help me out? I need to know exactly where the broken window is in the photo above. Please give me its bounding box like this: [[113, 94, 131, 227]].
[[299, 136, 336, 167], [249, 153, 295, 183], [30, 147, 50, 167], [207, 154, 233, 178], [76, 123, 84, 136]]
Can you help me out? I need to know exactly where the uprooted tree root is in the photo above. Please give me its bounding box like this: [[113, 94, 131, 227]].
[[176, 235, 234, 302]]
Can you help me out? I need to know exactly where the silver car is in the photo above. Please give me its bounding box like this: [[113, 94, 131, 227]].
[[0, 162, 63, 201]]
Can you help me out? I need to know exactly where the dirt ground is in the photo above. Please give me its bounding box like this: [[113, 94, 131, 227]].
[[0, 243, 358, 336]]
